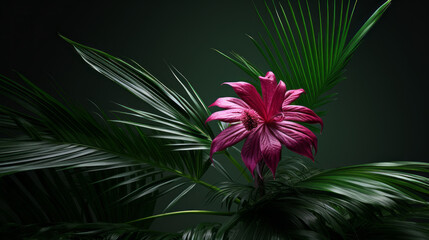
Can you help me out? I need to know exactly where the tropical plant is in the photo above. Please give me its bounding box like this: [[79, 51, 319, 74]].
[[2, 0, 429, 239]]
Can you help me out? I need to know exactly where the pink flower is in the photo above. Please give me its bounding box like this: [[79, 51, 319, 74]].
[[206, 71, 323, 177]]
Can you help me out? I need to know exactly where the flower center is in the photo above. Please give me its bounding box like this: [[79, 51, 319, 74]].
[[241, 110, 259, 131]]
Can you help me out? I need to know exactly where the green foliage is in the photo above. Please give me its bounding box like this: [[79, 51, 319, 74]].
[[1, 0, 428, 239], [182, 223, 222, 240], [219, 0, 392, 110], [0, 69, 215, 189], [60, 35, 214, 152], [0, 72, 217, 236], [202, 159, 429, 239], [0, 169, 156, 226]]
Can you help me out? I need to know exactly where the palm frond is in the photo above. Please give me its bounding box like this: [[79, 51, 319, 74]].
[[351, 207, 429, 239], [296, 161, 429, 206], [60, 35, 213, 152], [0, 169, 164, 240], [0, 72, 154, 159], [219, 0, 391, 110], [0, 168, 157, 224], [207, 182, 254, 211], [56, 35, 225, 183], [0, 137, 207, 236], [202, 159, 429, 239], [0, 72, 226, 231], [0, 140, 138, 176], [0, 71, 219, 188], [181, 222, 221, 240]]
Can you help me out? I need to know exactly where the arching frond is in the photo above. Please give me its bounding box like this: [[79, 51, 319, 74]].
[[219, 0, 392, 111]]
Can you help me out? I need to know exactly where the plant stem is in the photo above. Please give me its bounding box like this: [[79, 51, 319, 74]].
[[126, 210, 234, 224], [224, 150, 252, 182], [255, 175, 265, 197], [193, 178, 220, 191], [255, 163, 265, 198]]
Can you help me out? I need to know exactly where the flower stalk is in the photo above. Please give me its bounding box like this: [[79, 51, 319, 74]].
[[254, 162, 266, 198]]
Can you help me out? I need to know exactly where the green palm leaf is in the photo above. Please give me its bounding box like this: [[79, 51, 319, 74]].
[[296, 161, 429, 205], [60, 35, 213, 152], [0, 71, 220, 189], [0, 140, 139, 176], [191, 159, 429, 239], [0, 71, 228, 238], [0, 168, 156, 224], [219, 0, 391, 111], [181, 222, 221, 240], [58, 36, 230, 183], [352, 207, 429, 239]]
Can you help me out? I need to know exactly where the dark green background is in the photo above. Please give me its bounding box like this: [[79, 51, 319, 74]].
[[1, 0, 428, 232]]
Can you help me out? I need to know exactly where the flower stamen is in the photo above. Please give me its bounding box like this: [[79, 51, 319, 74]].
[[241, 110, 259, 131]]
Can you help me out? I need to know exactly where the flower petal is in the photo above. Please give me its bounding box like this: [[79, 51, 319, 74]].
[[267, 80, 287, 118], [259, 125, 282, 177], [210, 123, 250, 160], [259, 71, 277, 108], [283, 105, 324, 130], [206, 109, 244, 123], [283, 89, 305, 107], [272, 121, 317, 160], [241, 126, 263, 176], [208, 97, 249, 110], [223, 82, 267, 119]]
